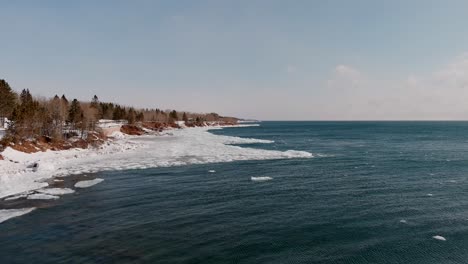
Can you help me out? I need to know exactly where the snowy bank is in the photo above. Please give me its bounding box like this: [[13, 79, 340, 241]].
[[0, 125, 312, 199]]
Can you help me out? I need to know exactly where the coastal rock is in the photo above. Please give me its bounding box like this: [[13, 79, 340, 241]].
[[120, 125, 145, 135]]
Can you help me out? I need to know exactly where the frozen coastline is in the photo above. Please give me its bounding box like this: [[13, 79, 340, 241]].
[[0, 127, 312, 198], [0, 125, 312, 201]]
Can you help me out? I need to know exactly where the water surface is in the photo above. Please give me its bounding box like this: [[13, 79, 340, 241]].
[[2, 122, 468, 263]]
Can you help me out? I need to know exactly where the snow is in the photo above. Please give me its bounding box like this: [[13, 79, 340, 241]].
[[108, 131, 126, 139], [74, 178, 104, 188], [0, 128, 5, 140], [175, 121, 186, 127], [0, 125, 312, 199], [97, 119, 128, 128], [0, 208, 36, 224]]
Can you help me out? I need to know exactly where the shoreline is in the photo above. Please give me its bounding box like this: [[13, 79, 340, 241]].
[[0, 123, 312, 223]]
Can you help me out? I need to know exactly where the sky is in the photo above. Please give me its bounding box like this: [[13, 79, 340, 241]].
[[2, 0, 468, 120]]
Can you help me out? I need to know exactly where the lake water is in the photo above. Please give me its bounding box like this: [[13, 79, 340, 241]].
[[2, 122, 468, 263]]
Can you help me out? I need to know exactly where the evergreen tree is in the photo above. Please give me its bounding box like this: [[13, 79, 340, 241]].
[[182, 112, 188, 123], [169, 110, 178, 120], [90, 95, 99, 108], [127, 107, 136, 124], [68, 99, 82, 129], [136, 112, 144, 122], [0, 79, 17, 127]]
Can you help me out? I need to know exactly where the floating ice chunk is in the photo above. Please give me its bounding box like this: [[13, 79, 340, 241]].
[[4, 193, 30, 201], [251, 176, 273, 182], [74, 178, 104, 188], [208, 170, 216, 173], [27, 193, 59, 200], [283, 150, 313, 158], [37, 188, 75, 195], [433, 235, 446, 241], [0, 208, 36, 224]]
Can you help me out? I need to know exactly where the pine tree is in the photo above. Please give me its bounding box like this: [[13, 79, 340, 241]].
[[68, 99, 82, 129], [182, 112, 188, 123], [61, 94, 68, 104], [0, 79, 17, 127], [169, 110, 178, 120], [90, 95, 99, 108], [127, 107, 136, 124]]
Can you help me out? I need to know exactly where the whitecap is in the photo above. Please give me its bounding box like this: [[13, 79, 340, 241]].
[[208, 170, 216, 173], [399, 219, 407, 224], [251, 176, 273, 182], [0, 208, 36, 224], [74, 178, 104, 188]]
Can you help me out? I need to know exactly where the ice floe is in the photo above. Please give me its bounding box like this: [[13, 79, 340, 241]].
[[251, 176, 273, 182], [37, 188, 75, 195], [27, 193, 60, 200], [74, 178, 104, 188], [0, 208, 36, 224], [433, 235, 446, 241]]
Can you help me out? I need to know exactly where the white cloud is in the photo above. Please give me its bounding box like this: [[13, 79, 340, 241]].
[[432, 53, 468, 89], [327, 64, 367, 91], [334, 64, 361, 78], [319, 53, 468, 120]]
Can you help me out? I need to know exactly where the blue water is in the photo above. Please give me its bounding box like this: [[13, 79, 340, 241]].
[[2, 121, 468, 263]]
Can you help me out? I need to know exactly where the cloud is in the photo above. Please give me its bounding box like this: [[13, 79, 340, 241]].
[[334, 64, 361, 78], [320, 53, 468, 119], [432, 53, 468, 89], [327, 64, 367, 91]]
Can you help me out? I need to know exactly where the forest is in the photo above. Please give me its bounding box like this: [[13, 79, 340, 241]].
[[0, 79, 237, 151]]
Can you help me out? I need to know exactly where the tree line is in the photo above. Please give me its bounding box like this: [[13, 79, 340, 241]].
[[0, 79, 233, 143]]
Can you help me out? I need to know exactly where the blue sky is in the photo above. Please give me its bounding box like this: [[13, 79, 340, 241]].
[[2, 0, 468, 120]]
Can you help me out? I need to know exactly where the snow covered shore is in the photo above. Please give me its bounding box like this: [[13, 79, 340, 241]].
[[0, 125, 312, 200]]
